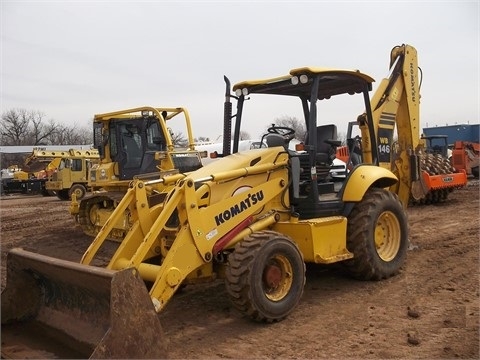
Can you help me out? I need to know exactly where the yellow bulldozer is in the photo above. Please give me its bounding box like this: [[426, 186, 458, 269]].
[[3, 44, 430, 358], [69, 106, 203, 241]]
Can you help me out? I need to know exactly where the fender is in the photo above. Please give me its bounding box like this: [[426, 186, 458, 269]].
[[341, 164, 398, 202]]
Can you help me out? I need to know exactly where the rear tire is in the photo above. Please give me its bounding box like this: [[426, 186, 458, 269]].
[[344, 188, 408, 280], [225, 230, 306, 322], [69, 184, 87, 200]]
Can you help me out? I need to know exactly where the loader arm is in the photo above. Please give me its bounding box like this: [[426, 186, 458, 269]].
[[82, 149, 291, 312], [360, 44, 425, 207]]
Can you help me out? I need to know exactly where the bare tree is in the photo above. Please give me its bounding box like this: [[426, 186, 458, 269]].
[[46, 123, 92, 145], [239, 130, 251, 140], [1, 109, 57, 145], [1, 109, 32, 145], [68, 125, 92, 145], [171, 131, 188, 148], [1, 109, 92, 147], [29, 112, 59, 145], [1, 108, 93, 169]]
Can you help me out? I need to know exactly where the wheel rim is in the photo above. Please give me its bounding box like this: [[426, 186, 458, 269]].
[[262, 254, 293, 302], [374, 210, 401, 262], [74, 189, 83, 198], [88, 203, 100, 225]]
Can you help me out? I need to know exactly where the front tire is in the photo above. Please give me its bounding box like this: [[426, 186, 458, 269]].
[[69, 184, 87, 200], [344, 188, 408, 280], [225, 231, 306, 322]]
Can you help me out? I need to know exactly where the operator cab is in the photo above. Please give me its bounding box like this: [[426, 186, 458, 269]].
[[93, 116, 166, 180], [421, 134, 449, 158], [223, 68, 379, 220], [93, 109, 202, 181]]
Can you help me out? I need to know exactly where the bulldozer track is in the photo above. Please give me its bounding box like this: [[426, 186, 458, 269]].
[[77, 192, 127, 240]]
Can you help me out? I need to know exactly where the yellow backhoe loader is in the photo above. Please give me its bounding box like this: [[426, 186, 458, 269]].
[[69, 106, 203, 241], [2, 44, 429, 358]]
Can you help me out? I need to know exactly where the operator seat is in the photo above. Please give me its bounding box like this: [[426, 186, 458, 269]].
[[122, 134, 142, 168], [303, 124, 342, 181], [312, 124, 341, 165], [265, 133, 289, 149]]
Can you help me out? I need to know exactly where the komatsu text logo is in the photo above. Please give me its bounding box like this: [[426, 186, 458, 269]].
[[215, 190, 264, 226], [410, 63, 416, 103]]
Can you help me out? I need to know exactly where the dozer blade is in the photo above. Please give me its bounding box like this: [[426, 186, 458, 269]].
[[1, 248, 168, 359]]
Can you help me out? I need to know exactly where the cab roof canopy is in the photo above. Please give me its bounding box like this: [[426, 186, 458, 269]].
[[233, 68, 375, 100]]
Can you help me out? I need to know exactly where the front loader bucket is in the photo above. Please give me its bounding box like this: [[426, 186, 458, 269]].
[[1, 248, 168, 359]]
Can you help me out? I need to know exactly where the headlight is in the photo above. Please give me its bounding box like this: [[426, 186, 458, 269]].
[[235, 88, 249, 96]]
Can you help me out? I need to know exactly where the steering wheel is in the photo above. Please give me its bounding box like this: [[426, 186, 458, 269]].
[[267, 125, 295, 141]]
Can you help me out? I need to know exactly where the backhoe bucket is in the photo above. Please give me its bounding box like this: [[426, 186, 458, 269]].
[[1, 248, 168, 359]]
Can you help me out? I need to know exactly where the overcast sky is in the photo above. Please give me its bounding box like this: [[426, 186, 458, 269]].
[[1, 0, 479, 141]]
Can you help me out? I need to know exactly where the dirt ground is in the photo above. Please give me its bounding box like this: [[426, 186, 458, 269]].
[[1, 181, 479, 359]]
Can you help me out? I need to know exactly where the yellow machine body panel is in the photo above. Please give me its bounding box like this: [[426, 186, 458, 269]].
[[341, 164, 398, 202], [13, 171, 29, 180], [273, 216, 352, 263]]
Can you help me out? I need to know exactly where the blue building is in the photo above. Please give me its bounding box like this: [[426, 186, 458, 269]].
[[423, 124, 480, 145]]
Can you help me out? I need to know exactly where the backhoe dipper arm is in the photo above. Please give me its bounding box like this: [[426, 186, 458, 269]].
[[363, 44, 425, 207]]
